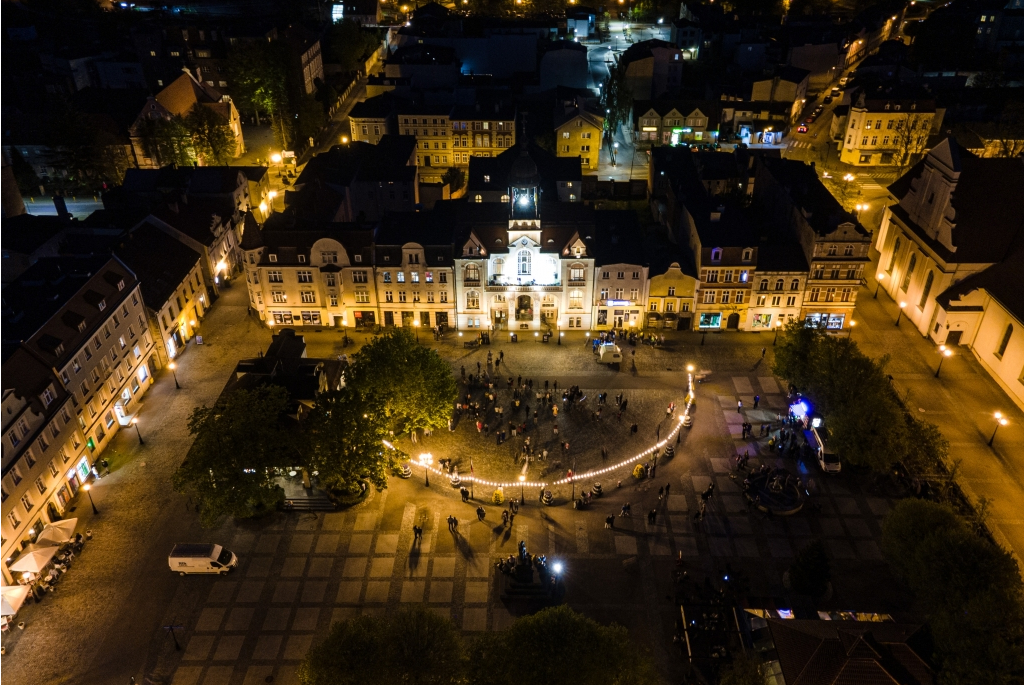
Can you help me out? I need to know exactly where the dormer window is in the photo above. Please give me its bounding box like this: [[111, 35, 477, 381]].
[[741, 248, 752, 262], [484, 175, 490, 183], [117, 279, 125, 291], [97, 300, 106, 311], [711, 248, 722, 262], [298, 255, 306, 263], [269, 254, 278, 262], [354, 255, 362, 262]]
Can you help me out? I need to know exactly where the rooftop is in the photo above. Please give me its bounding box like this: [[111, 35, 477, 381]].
[[113, 221, 203, 309]]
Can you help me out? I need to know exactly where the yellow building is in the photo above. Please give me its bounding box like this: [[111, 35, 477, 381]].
[[555, 101, 603, 171], [646, 262, 698, 330]]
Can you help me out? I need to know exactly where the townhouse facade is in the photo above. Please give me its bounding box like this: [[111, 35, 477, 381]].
[[2, 256, 159, 583], [646, 262, 698, 330], [555, 108, 603, 171], [633, 101, 719, 147], [839, 90, 940, 167]]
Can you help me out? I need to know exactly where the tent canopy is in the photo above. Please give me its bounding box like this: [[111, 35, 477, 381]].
[[9, 544, 59, 573], [36, 517, 79, 546], [1, 585, 31, 616]]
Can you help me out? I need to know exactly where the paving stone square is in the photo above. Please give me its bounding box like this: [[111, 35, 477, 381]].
[[429, 581, 454, 603], [767, 538, 793, 558], [364, 581, 391, 603], [827, 539, 857, 559], [262, 608, 291, 631], [401, 580, 426, 602], [354, 513, 377, 531], [369, 556, 396, 577], [292, 607, 321, 631], [675, 536, 700, 556], [844, 519, 874, 538], [283, 634, 315, 660], [243, 665, 275, 685], [464, 581, 490, 603], [246, 557, 273, 577], [348, 534, 373, 554], [252, 635, 283, 660], [183, 635, 216, 661], [272, 581, 300, 604], [224, 607, 255, 631], [463, 607, 488, 631], [315, 534, 340, 554], [255, 535, 281, 554], [432, 557, 457, 577], [172, 667, 203, 685], [288, 535, 314, 554], [614, 535, 638, 555], [375, 534, 400, 554], [734, 538, 761, 558], [342, 557, 368, 578], [301, 581, 328, 603], [322, 513, 346, 530], [280, 557, 307, 577], [236, 581, 265, 603], [819, 518, 846, 537], [306, 557, 335, 577], [195, 608, 225, 632], [207, 582, 237, 604], [212, 635, 246, 661], [201, 665, 234, 685]]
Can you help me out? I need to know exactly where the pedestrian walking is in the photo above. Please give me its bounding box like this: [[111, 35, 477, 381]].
[[647, 510, 657, 524], [605, 515, 615, 529], [761, 347, 766, 358], [619, 503, 632, 517], [630, 423, 638, 436], [502, 510, 509, 526], [753, 394, 760, 409], [461, 487, 469, 502], [499, 350, 504, 362], [413, 525, 422, 541], [665, 483, 671, 495], [737, 399, 743, 413], [621, 398, 628, 413], [508, 512, 515, 527], [658, 485, 665, 500]]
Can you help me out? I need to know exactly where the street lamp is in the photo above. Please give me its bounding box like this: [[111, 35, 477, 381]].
[[131, 417, 145, 445], [518, 474, 525, 502], [700, 328, 706, 345], [874, 272, 886, 298], [168, 361, 181, 389], [413, 319, 420, 343], [612, 141, 619, 167], [989, 412, 1009, 446], [419, 453, 433, 486], [934, 346, 952, 378], [271, 152, 283, 179], [82, 483, 99, 515], [848, 319, 856, 338], [773, 319, 783, 345], [895, 301, 907, 326]]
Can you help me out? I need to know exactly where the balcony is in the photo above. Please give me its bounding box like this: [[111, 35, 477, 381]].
[[487, 276, 561, 288]]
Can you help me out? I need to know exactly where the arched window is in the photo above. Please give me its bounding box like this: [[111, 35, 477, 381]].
[[888, 237, 901, 273], [774, 279, 784, 291], [518, 250, 532, 275], [464, 264, 480, 283], [474, 195, 482, 203], [466, 291, 480, 309], [901, 253, 916, 291], [790, 278, 800, 290], [711, 248, 722, 262], [827, 244, 837, 256], [742, 248, 753, 262], [759, 278, 769, 291], [919, 271, 934, 308], [997, 324, 1013, 358], [493, 258, 505, 276]]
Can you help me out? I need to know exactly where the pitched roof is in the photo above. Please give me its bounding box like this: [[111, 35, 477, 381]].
[[619, 39, 678, 67], [467, 141, 581, 195], [155, 72, 224, 117], [150, 197, 236, 246], [113, 221, 203, 309], [935, 249, 1024, 322], [2, 214, 71, 255], [759, 157, 869, 239]]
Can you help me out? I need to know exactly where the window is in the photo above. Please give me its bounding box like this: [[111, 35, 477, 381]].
[[600, 288, 609, 300], [703, 291, 716, 304], [464, 264, 480, 282], [301, 292, 316, 303], [385, 291, 394, 303], [7, 511, 21, 530], [411, 272, 420, 283], [742, 249, 752, 262], [297, 271, 313, 283], [721, 291, 730, 304], [844, 245, 854, 257], [467, 291, 480, 309], [439, 291, 448, 303], [272, 291, 286, 303], [707, 271, 719, 283], [759, 279, 768, 291], [517, 251, 531, 275], [756, 295, 767, 306], [997, 324, 1013, 358], [383, 271, 392, 283], [787, 296, 797, 307], [828, 245, 837, 256], [268, 270, 283, 283], [569, 290, 583, 309], [901, 253, 917, 291], [790, 279, 800, 290], [919, 271, 934, 308], [825, 287, 836, 302], [21, 493, 34, 513], [888, 238, 901, 273], [711, 248, 722, 262], [630, 288, 639, 300], [570, 267, 585, 282], [325, 274, 336, 287], [667, 287, 676, 296], [352, 271, 368, 283], [269, 254, 278, 262], [355, 290, 370, 304], [809, 287, 820, 302], [439, 272, 447, 284], [774, 279, 784, 291], [321, 251, 338, 263]]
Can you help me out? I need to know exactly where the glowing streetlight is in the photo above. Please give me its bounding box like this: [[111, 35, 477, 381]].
[[848, 319, 857, 338], [686, 364, 694, 373], [989, 412, 1009, 446], [934, 346, 952, 378], [268, 190, 278, 200], [168, 361, 181, 389], [418, 453, 433, 485], [895, 301, 907, 326], [518, 474, 525, 501], [874, 272, 886, 298], [413, 318, 420, 343], [773, 319, 783, 345], [83, 483, 99, 515], [131, 417, 145, 445], [270, 153, 282, 164]]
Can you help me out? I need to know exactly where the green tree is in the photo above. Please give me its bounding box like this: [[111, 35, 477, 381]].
[[349, 329, 457, 436], [137, 115, 195, 168], [325, 20, 382, 73], [442, 166, 465, 192], [303, 389, 400, 495], [226, 41, 291, 145], [294, 93, 327, 148], [186, 103, 236, 165], [172, 386, 293, 526], [882, 500, 1024, 684], [602, 64, 633, 135], [788, 540, 831, 597], [298, 607, 466, 685], [468, 605, 659, 685], [717, 652, 766, 685]]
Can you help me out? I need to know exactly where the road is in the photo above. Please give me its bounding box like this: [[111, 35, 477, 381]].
[[24, 196, 104, 219]]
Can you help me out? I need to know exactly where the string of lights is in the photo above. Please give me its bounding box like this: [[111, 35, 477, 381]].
[[396, 372, 696, 492]]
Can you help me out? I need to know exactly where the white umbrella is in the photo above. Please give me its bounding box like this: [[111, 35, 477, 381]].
[[9, 545, 59, 573], [1, 585, 31, 616], [35, 518, 78, 546]]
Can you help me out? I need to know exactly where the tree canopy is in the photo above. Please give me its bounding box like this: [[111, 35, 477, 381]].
[[302, 388, 400, 495], [772, 321, 947, 473], [298, 607, 466, 685], [882, 500, 1024, 684], [348, 328, 458, 436], [172, 385, 294, 526], [468, 605, 659, 685]]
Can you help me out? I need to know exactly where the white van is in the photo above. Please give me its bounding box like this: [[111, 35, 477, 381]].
[[804, 427, 841, 474], [597, 343, 623, 364], [169, 543, 238, 575]]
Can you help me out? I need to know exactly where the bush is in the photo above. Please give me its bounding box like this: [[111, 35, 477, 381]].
[[882, 499, 1024, 683], [633, 463, 646, 480], [491, 488, 504, 505], [788, 540, 831, 597]]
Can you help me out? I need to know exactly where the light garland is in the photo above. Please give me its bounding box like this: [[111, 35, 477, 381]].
[[402, 373, 696, 492]]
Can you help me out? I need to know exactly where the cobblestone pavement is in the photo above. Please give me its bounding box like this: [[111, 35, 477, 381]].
[[8, 256, 1024, 684]]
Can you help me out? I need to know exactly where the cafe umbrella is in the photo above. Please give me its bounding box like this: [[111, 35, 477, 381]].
[[9, 545, 59, 574], [1, 585, 31, 616], [35, 518, 78, 546]]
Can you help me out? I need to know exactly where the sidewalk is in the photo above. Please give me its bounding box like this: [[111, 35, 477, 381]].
[[853, 257, 1024, 570]]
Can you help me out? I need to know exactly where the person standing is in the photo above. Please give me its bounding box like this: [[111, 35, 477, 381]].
[[737, 399, 743, 413], [605, 514, 615, 529], [761, 347, 766, 359], [753, 394, 760, 409]]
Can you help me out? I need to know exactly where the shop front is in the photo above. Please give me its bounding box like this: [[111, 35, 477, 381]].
[[698, 312, 722, 329], [804, 312, 847, 331], [353, 311, 376, 328]]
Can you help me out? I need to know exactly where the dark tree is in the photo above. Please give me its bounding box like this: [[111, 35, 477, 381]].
[[172, 386, 293, 526], [186, 104, 236, 165]]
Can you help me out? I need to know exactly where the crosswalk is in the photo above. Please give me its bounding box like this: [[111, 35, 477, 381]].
[[788, 140, 815, 149]]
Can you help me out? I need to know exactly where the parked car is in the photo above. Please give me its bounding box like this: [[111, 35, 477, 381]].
[[831, 86, 841, 97], [804, 427, 840, 474], [823, 95, 833, 105], [169, 543, 238, 575]]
